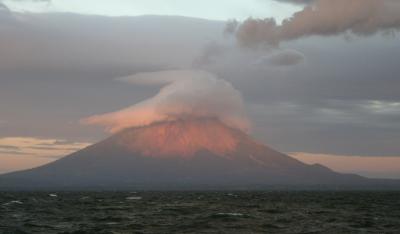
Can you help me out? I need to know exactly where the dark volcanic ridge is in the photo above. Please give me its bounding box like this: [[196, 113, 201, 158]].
[[0, 118, 399, 190]]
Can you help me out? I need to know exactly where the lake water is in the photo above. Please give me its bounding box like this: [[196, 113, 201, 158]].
[[1, 191, 399, 233]]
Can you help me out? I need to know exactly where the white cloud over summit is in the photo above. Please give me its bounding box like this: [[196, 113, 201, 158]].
[[83, 70, 250, 133]]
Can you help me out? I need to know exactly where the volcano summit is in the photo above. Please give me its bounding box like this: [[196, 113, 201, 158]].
[[0, 118, 390, 190]]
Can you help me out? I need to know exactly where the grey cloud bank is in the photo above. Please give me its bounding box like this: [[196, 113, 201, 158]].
[[0, 6, 399, 159]]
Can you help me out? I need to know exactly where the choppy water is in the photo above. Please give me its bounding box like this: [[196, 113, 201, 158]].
[[0, 191, 399, 233]]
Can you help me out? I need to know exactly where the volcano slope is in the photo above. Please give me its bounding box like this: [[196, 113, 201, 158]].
[[0, 118, 398, 190]]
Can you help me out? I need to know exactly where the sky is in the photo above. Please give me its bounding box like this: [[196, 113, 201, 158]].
[[2, 0, 298, 21], [1, 0, 400, 178]]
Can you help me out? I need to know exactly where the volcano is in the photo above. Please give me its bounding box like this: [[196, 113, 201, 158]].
[[0, 118, 397, 190]]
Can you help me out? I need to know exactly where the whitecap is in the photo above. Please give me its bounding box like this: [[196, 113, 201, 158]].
[[3, 200, 23, 206]]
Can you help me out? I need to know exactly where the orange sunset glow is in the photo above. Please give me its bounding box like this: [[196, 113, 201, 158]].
[[1, 0, 400, 233]]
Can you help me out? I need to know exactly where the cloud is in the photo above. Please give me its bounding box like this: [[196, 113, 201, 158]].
[[0, 11, 399, 159], [0, 13, 222, 74], [249, 97, 400, 157], [193, 42, 229, 67], [0, 145, 19, 150], [82, 70, 250, 133], [0, 137, 91, 157], [0, 2, 12, 19], [0, 2, 9, 10], [0, 136, 91, 173], [230, 0, 400, 47], [3, 0, 50, 2], [224, 19, 239, 35], [0, 0, 51, 13], [0, 149, 32, 155], [256, 49, 305, 66], [1, 0, 51, 6], [274, 0, 314, 5], [362, 101, 400, 115]]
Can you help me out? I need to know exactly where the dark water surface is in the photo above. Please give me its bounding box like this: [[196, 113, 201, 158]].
[[0, 191, 399, 233]]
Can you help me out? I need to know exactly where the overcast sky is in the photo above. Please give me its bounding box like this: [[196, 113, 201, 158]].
[[1, 0, 400, 178]]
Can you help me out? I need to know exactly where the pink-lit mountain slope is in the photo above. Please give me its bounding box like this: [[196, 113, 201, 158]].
[[1, 118, 398, 190]]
